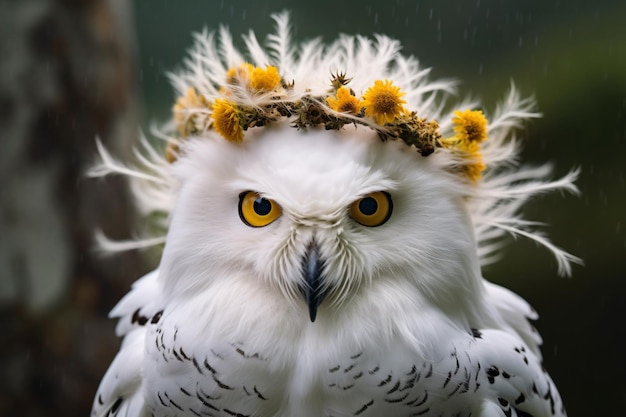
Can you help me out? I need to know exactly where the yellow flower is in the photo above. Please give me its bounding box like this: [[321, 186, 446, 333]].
[[441, 109, 490, 181], [441, 137, 485, 181], [211, 98, 244, 142], [226, 63, 254, 84], [463, 146, 486, 182], [250, 66, 281, 92], [225, 63, 281, 93], [326, 86, 360, 114], [452, 109, 488, 144], [173, 87, 210, 137], [360, 79, 406, 125]]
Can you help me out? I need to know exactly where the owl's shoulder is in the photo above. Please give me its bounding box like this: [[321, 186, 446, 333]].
[[463, 328, 566, 417], [91, 270, 163, 417]]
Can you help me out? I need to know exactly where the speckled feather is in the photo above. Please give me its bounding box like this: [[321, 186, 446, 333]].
[[91, 12, 575, 417]]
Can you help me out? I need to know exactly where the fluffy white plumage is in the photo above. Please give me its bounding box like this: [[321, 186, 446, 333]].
[[91, 12, 580, 417]]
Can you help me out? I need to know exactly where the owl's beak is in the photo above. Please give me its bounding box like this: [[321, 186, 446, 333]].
[[301, 242, 325, 322]]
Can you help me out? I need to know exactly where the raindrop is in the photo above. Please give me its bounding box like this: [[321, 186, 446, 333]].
[[600, 190, 608, 206]]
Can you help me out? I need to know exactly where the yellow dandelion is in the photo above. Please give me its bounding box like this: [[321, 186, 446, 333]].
[[225, 64, 281, 94], [250, 66, 281, 92], [211, 98, 244, 142], [452, 109, 488, 144], [440, 109, 489, 181], [466, 161, 486, 182], [463, 146, 486, 182], [173, 87, 210, 137], [326, 86, 360, 114], [226, 63, 254, 84], [360, 79, 406, 125], [441, 138, 486, 182]]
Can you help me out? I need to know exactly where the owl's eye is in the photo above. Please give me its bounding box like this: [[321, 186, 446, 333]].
[[349, 191, 393, 227], [239, 191, 282, 227]]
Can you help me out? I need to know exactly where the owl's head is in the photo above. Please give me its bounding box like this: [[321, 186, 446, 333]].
[[161, 122, 480, 323], [92, 12, 580, 331]]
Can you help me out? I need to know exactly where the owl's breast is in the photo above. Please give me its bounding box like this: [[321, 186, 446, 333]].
[[142, 319, 291, 417], [141, 312, 487, 417]]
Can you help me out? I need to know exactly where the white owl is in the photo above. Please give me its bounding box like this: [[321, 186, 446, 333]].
[[90, 12, 581, 417]]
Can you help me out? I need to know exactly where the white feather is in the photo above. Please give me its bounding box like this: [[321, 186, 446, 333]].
[[267, 11, 295, 78]]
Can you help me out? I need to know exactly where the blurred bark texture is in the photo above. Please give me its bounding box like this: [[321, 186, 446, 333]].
[[0, 0, 148, 415]]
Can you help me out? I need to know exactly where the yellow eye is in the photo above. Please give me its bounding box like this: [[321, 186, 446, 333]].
[[238, 191, 282, 227], [350, 191, 393, 227]]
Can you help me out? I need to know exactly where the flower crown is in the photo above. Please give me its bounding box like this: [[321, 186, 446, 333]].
[[170, 63, 489, 182]]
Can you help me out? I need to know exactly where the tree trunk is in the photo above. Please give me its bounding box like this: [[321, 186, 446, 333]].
[[0, 1, 148, 415]]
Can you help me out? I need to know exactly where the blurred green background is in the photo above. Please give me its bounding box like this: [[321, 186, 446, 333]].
[[1, 0, 624, 416]]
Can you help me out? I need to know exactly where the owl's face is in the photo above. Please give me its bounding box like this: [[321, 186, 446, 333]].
[[161, 123, 482, 327]]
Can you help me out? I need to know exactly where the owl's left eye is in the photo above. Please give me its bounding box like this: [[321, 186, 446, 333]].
[[239, 191, 282, 227], [350, 191, 393, 227]]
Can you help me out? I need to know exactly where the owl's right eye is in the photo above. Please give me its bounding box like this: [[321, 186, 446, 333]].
[[238, 191, 282, 227]]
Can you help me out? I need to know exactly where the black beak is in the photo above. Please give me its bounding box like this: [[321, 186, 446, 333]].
[[301, 243, 325, 322]]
